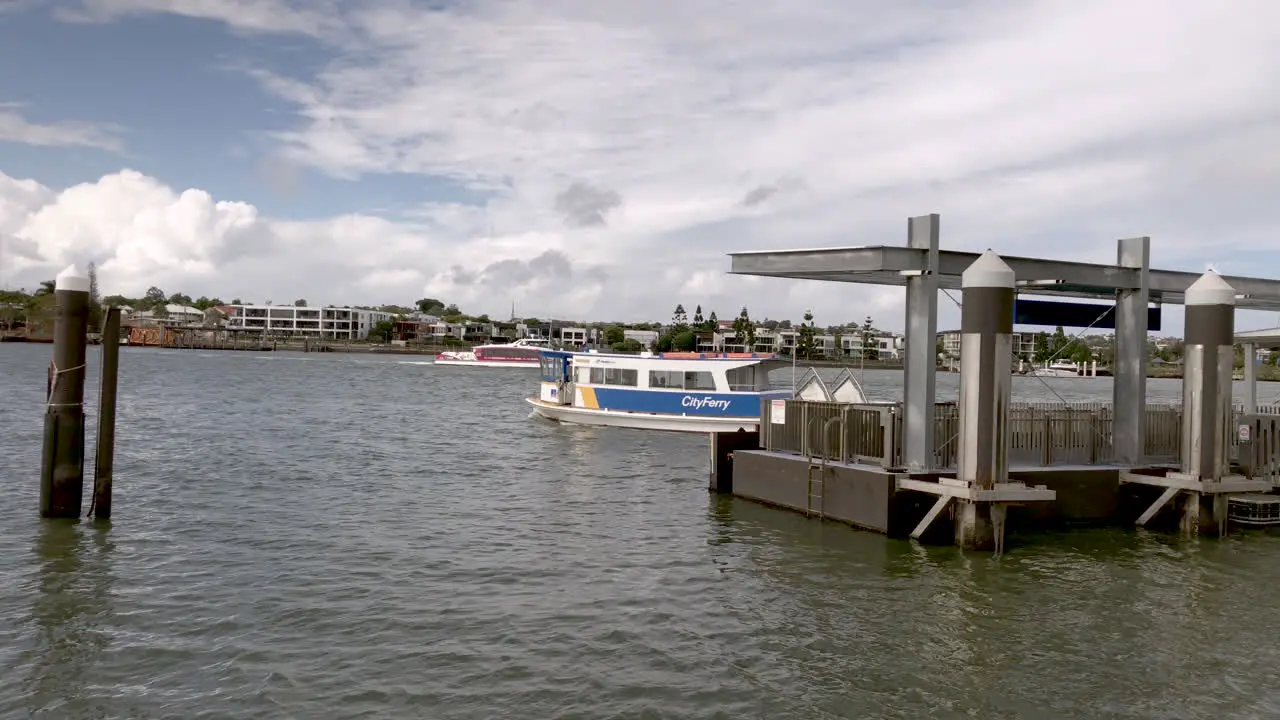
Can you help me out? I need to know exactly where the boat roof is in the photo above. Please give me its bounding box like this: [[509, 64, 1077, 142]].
[[539, 348, 786, 368]]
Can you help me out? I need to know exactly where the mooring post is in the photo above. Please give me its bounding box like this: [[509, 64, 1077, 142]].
[[955, 251, 1015, 550], [92, 307, 121, 520], [1180, 270, 1236, 535], [39, 264, 90, 519]]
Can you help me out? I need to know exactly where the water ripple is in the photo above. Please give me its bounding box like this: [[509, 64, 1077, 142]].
[[4, 345, 1280, 718]]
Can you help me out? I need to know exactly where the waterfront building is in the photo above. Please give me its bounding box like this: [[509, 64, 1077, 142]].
[[223, 304, 395, 340]]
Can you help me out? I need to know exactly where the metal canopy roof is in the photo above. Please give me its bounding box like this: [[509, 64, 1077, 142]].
[[1236, 327, 1280, 346], [728, 245, 1280, 310]]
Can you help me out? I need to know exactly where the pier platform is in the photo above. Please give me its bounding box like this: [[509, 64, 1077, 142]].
[[713, 398, 1280, 548], [717, 213, 1280, 551]]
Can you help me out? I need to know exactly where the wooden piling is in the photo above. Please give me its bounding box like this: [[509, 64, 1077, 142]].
[[92, 307, 121, 520], [39, 265, 90, 519]]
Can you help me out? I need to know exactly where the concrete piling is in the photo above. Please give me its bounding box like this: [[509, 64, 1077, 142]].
[[92, 306, 121, 520], [39, 264, 90, 519], [955, 251, 1016, 550], [1180, 270, 1236, 534]]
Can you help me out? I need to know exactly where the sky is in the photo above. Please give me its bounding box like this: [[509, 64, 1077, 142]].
[[2, 0, 1280, 334]]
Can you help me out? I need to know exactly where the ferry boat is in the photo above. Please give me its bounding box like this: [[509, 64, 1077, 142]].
[[434, 337, 549, 367], [526, 349, 811, 433]]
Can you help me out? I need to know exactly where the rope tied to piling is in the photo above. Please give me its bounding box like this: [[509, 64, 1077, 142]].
[[45, 361, 87, 409]]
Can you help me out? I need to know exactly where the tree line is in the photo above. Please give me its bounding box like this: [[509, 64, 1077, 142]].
[[626, 304, 882, 358]]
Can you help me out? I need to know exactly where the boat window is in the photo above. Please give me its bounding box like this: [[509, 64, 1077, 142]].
[[684, 370, 717, 391], [590, 367, 605, 384], [577, 367, 592, 384], [649, 370, 682, 389], [726, 366, 757, 391], [604, 368, 638, 386]]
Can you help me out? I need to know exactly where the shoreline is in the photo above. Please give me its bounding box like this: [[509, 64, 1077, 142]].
[[7, 338, 1279, 381]]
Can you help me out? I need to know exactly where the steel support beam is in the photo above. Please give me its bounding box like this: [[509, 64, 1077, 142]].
[[902, 214, 939, 471], [1113, 237, 1149, 466]]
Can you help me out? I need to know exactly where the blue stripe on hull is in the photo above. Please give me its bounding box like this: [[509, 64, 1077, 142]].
[[588, 388, 791, 417]]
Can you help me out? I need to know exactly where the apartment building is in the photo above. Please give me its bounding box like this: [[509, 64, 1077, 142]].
[[937, 329, 1036, 360], [695, 327, 905, 360], [224, 304, 394, 340]]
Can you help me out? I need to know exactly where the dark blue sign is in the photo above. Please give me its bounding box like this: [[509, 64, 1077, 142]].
[[1014, 299, 1161, 331]]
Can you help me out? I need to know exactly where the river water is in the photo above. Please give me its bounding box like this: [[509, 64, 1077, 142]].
[[2, 343, 1280, 719]]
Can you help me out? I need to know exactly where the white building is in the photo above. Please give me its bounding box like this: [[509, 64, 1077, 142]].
[[130, 304, 204, 327], [623, 329, 659, 347], [224, 304, 395, 340]]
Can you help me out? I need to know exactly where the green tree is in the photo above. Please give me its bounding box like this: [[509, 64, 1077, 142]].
[[1070, 344, 1093, 365], [707, 310, 719, 331], [86, 261, 103, 333], [672, 304, 688, 330], [143, 286, 166, 310], [672, 329, 697, 351], [417, 298, 446, 314], [1033, 332, 1051, 363], [294, 298, 308, 307], [797, 309, 815, 359], [861, 315, 876, 360], [604, 325, 625, 345], [611, 338, 644, 353], [731, 306, 755, 351], [35, 280, 55, 296], [1051, 326, 1068, 357], [692, 305, 704, 326], [369, 319, 395, 342], [167, 292, 193, 306]]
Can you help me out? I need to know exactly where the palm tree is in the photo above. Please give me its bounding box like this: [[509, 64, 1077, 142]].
[[35, 280, 55, 296]]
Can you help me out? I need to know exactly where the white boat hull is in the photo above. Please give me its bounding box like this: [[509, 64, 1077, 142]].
[[434, 358, 538, 368], [526, 398, 759, 433]]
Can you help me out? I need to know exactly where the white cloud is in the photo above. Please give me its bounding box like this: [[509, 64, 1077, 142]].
[[0, 169, 610, 318], [17, 0, 1280, 330], [0, 106, 123, 152]]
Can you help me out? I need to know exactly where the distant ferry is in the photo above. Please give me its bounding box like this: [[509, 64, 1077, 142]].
[[434, 337, 549, 367], [526, 349, 797, 433]]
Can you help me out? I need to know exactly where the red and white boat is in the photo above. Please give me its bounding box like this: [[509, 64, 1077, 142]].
[[433, 337, 549, 367]]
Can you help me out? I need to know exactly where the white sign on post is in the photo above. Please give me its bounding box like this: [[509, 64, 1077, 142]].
[[770, 399, 787, 424], [1239, 424, 1251, 443]]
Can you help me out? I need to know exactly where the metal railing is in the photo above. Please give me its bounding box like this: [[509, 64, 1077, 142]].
[[760, 399, 1280, 470], [760, 399, 898, 467]]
